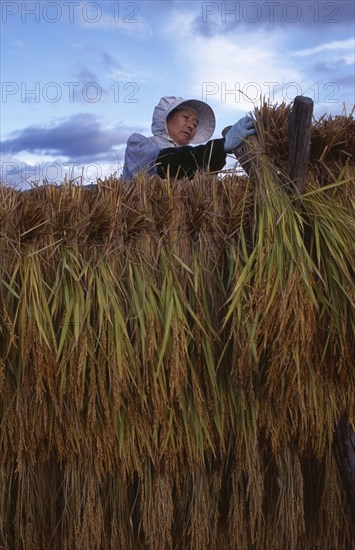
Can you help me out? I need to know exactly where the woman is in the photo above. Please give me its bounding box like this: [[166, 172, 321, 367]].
[[122, 96, 255, 181]]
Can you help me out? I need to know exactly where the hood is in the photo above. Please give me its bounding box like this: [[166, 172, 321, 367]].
[[151, 96, 216, 145]]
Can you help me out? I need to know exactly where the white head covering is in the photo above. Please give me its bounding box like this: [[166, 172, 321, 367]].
[[151, 96, 216, 144]]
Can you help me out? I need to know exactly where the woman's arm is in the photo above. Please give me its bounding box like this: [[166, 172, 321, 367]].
[[156, 138, 226, 179], [123, 134, 227, 181]]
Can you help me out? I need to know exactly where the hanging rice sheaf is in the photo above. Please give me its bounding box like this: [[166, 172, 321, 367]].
[[0, 103, 354, 550]]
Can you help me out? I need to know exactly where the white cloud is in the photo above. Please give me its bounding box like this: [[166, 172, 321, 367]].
[[162, 10, 354, 121], [292, 38, 355, 71], [164, 12, 302, 115], [292, 38, 354, 59]]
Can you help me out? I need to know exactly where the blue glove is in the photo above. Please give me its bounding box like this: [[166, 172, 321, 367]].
[[223, 116, 256, 152]]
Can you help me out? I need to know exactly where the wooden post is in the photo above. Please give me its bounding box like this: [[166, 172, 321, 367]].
[[288, 95, 314, 195]]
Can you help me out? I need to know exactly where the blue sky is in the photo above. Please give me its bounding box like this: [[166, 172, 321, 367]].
[[1, 0, 354, 187]]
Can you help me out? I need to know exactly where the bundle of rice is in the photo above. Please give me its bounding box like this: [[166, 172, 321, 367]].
[[0, 103, 354, 549]]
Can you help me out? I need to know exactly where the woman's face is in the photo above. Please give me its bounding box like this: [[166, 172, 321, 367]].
[[166, 108, 198, 145]]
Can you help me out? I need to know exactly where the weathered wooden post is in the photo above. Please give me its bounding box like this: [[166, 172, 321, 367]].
[[288, 95, 314, 194]]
